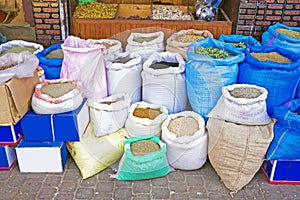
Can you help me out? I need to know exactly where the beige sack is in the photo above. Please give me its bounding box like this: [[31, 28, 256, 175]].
[[207, 118, 274, 192]]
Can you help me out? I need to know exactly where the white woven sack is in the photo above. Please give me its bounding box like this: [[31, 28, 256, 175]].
[[142, 52, 187, 114], [126, 31, 165, 63], [0, 40, 44, 54], [161, 111, 207, 170], [88, 93, 130, 137], [207, 84, 272, 125], [87, 39, 122, 62], [125, 101, 168, 138], [106, 52, 142, 103]]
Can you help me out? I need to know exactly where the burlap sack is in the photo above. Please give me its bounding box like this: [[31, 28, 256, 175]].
[[207, 118, 274, 192]]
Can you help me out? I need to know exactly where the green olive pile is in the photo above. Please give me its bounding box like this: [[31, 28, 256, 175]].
[[276, 28, 300, 38], [73, 2, 117, 18], [228, 42, 247, 48], [195, 47, 232, 59]]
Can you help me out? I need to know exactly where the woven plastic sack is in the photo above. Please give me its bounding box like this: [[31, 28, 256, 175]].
[[66, 123, 128, 179], [60, 36, 107, 101], [142, 52, 187, 114], [207, 84, 271, 125], [266, 99, 300, 160], [126, 31, 165, 63], [111, 136, 170, 180], [186, 37, 245, 121], [161, 111, 207, 170], [125, 101, 168, 138], [166, 29, 213, 59], [88, 93, 130, 137], [0, 51, 39, 83], [0, 40, 44, 55], [106, 52, 142, 103], [218, 34, 261, 53], [35, 44, 63, 79], [207, 118, 274, 192], [237, 46, 300, 117], [262, 23, 300, 55], [87, 39, 122, 62]]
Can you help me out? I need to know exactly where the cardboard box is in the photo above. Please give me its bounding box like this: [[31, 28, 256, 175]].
[[0, 70, 39, 125], [0, 145, 17, 170], [262, 160, 300, 184], [16, 140, 68, 173], [0, 121, 23, 146], [21, 100, 89, 142]]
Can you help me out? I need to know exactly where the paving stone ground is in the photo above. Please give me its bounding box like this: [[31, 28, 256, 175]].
[[1, 156, 300, 200]]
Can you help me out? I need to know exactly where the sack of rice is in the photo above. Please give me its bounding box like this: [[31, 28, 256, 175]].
[[207, 84, 271, 125], [111, 136, 170, 180], [207, 118, 274, 192], [125, 101, 168, 138], [88, 93, 130, 137], [31, 79, 84, 114], [161, 111, 207, 170], [0, 40, 44, 56], [87, 39, 122, 62]]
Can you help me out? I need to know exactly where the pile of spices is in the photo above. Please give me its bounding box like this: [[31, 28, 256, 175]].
[[45, 49, 64, 58], [250, 52, 291, 63], [229, 87, 262, 99], [132, 36, 158, 43], [195, 47, 232, 59], [0, 47, 36, 56], [276, 28, 300, 38], [228, 42, 247, 48], [149, 61, 179, 69], [133, 107, 162, 120], [130, 139, 161, 156], [73, 2, 117, 18], [41, 82, 76, 98], [167, 116, 199, 137]]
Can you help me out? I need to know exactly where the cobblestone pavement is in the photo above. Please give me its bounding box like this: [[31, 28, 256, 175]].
[[0, 156, 300, 200]]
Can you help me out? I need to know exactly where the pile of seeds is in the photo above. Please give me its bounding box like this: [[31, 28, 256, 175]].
[[73, 2, 117, 18], [130, 139, 161, 156], [0, 47, 36, 56], [228, 42, 247, 48], [45, 49, 64, 58], [229, 87, 262, 99], [133, 107, 162, 120], [132, 36, 158, 43], [41, 82, 76, 98], [195, 47, 232, 59], [152, 7, 192, 20], [167, 116, 199, 137], [176, 33, 206, 43], [276, 28, 300, 38], [250, 52, 291, 63], [150, 61, 179, 70]]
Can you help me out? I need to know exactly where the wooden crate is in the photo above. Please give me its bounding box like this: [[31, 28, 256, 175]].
[[116, 4, 151, 19]]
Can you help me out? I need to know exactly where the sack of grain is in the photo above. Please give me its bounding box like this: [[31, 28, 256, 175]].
[[161, 111, 207, 170], [142, 51, 187, 114], [31, 79, 84, 114], [0, 40, 44, 55], [166, 29, 213, 59], [207, 118, 274, 192], [111, 136, 170, 180], [106, 52, 142, 103], [88, 93, 130, 137], [218, 34, 261, 53], [125, 101, 168, 138], [207, 84, 271, 125], [87, 39, 122, 62]]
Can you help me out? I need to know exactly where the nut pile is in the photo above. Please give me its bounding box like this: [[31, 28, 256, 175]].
[[73, 2, 117, 18], [41, 82, 76, 98], [228, 42, 247, 48], [195, 47, 232, 59], [131, 139, 161, 156], [152, 7, 192, 20], [250, 52, 291, 63], [176, 32, 209, 43], [229, 87, 262, 99], [133, 107, 162, 120], [167, 116, 199, 137], [276, 28, 300, 38]]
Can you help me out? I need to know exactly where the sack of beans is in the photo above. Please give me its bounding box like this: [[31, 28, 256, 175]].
[[207, 84, 271, 125], [186, 37, 245, 121], [0, 40, 44, 56], [218, 34, 261, 53], [237, 46, 300, 117], [67, 123, 128, 179], [87, 39, 122, 62], [126, 31, 165, 63], [106, 52, 142, 103], [125, 101, 168, 138], [161, 111, 207, 170], [166, 29, 213, 59], [111, 136, 170, 180], [207, 118, 274, 192], [31, 79, 84, 114], [88, 93, 130, 137], [262, 23, 300, 55], [142, 51, 187, 114]]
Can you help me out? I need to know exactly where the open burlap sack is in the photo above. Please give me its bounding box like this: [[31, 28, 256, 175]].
[[207, 118, 274, 192]]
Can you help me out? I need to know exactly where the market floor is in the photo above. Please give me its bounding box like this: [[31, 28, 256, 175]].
[[1, 157, 299, 200]]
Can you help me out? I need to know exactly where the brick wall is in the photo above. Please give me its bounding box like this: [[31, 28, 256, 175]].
[[32, 0, 62, 47], [236, 0, 300, 40]]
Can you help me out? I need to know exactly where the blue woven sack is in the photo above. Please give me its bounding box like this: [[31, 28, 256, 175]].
[[266, 99, 300, 160], [35, 44, 63, 79], [186, 38, 245, 121], [237, 46, 300, 117], [218, 34, 261, 53], [262, 23, 300, 55]]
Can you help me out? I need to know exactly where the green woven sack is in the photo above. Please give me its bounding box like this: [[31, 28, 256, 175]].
[[78, 0, 97, 5]]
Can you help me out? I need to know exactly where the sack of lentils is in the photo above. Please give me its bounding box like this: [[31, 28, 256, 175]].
[[186, 37, 245, 121], [237, 46, 300, 117], [0, 40, 44, 56], [161, 111, 207, 170]]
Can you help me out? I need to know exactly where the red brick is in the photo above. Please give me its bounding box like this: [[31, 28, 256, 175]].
[[32, 2, 49, 7], [254, 31, 263, 37], [285, 5, 294, 9], [245, 20, 253, 25], [256, 15, 264, 20], [284, 10, 300, 15], [296, 5, 300, 9], [283, 21, 298, 26], [38, 40, 51, 47], [293, 16, 300, 21], [53, 36, 61, 40], [52, 25, 61, 29], [51, 14, 60, 18], [240, 3, 256, 9], [247, 9, 256, 14], [283, 16, 291, 21], [35, 19, 43, 24], [33, 8, 42, 12], [266, 0, 275, 3], [36, 24, 51, 29], [255, 21, 271, 26], [239, 9, 246, 14], [239, 15, 255, 20], [276, 0, 285, 2], [36, 29, 44, 35], [37, 35, 52, 40], [42, 8, 59, 13], [266, 16, 282, 20], [287, 0, 300, 3], [34, 13, 50, 19], [45, 30, 61, 35], [45, 19, 60, 24], [51, 3, 59, 7], [268, 4, 284, 10], [274, 10, 282, 15]]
